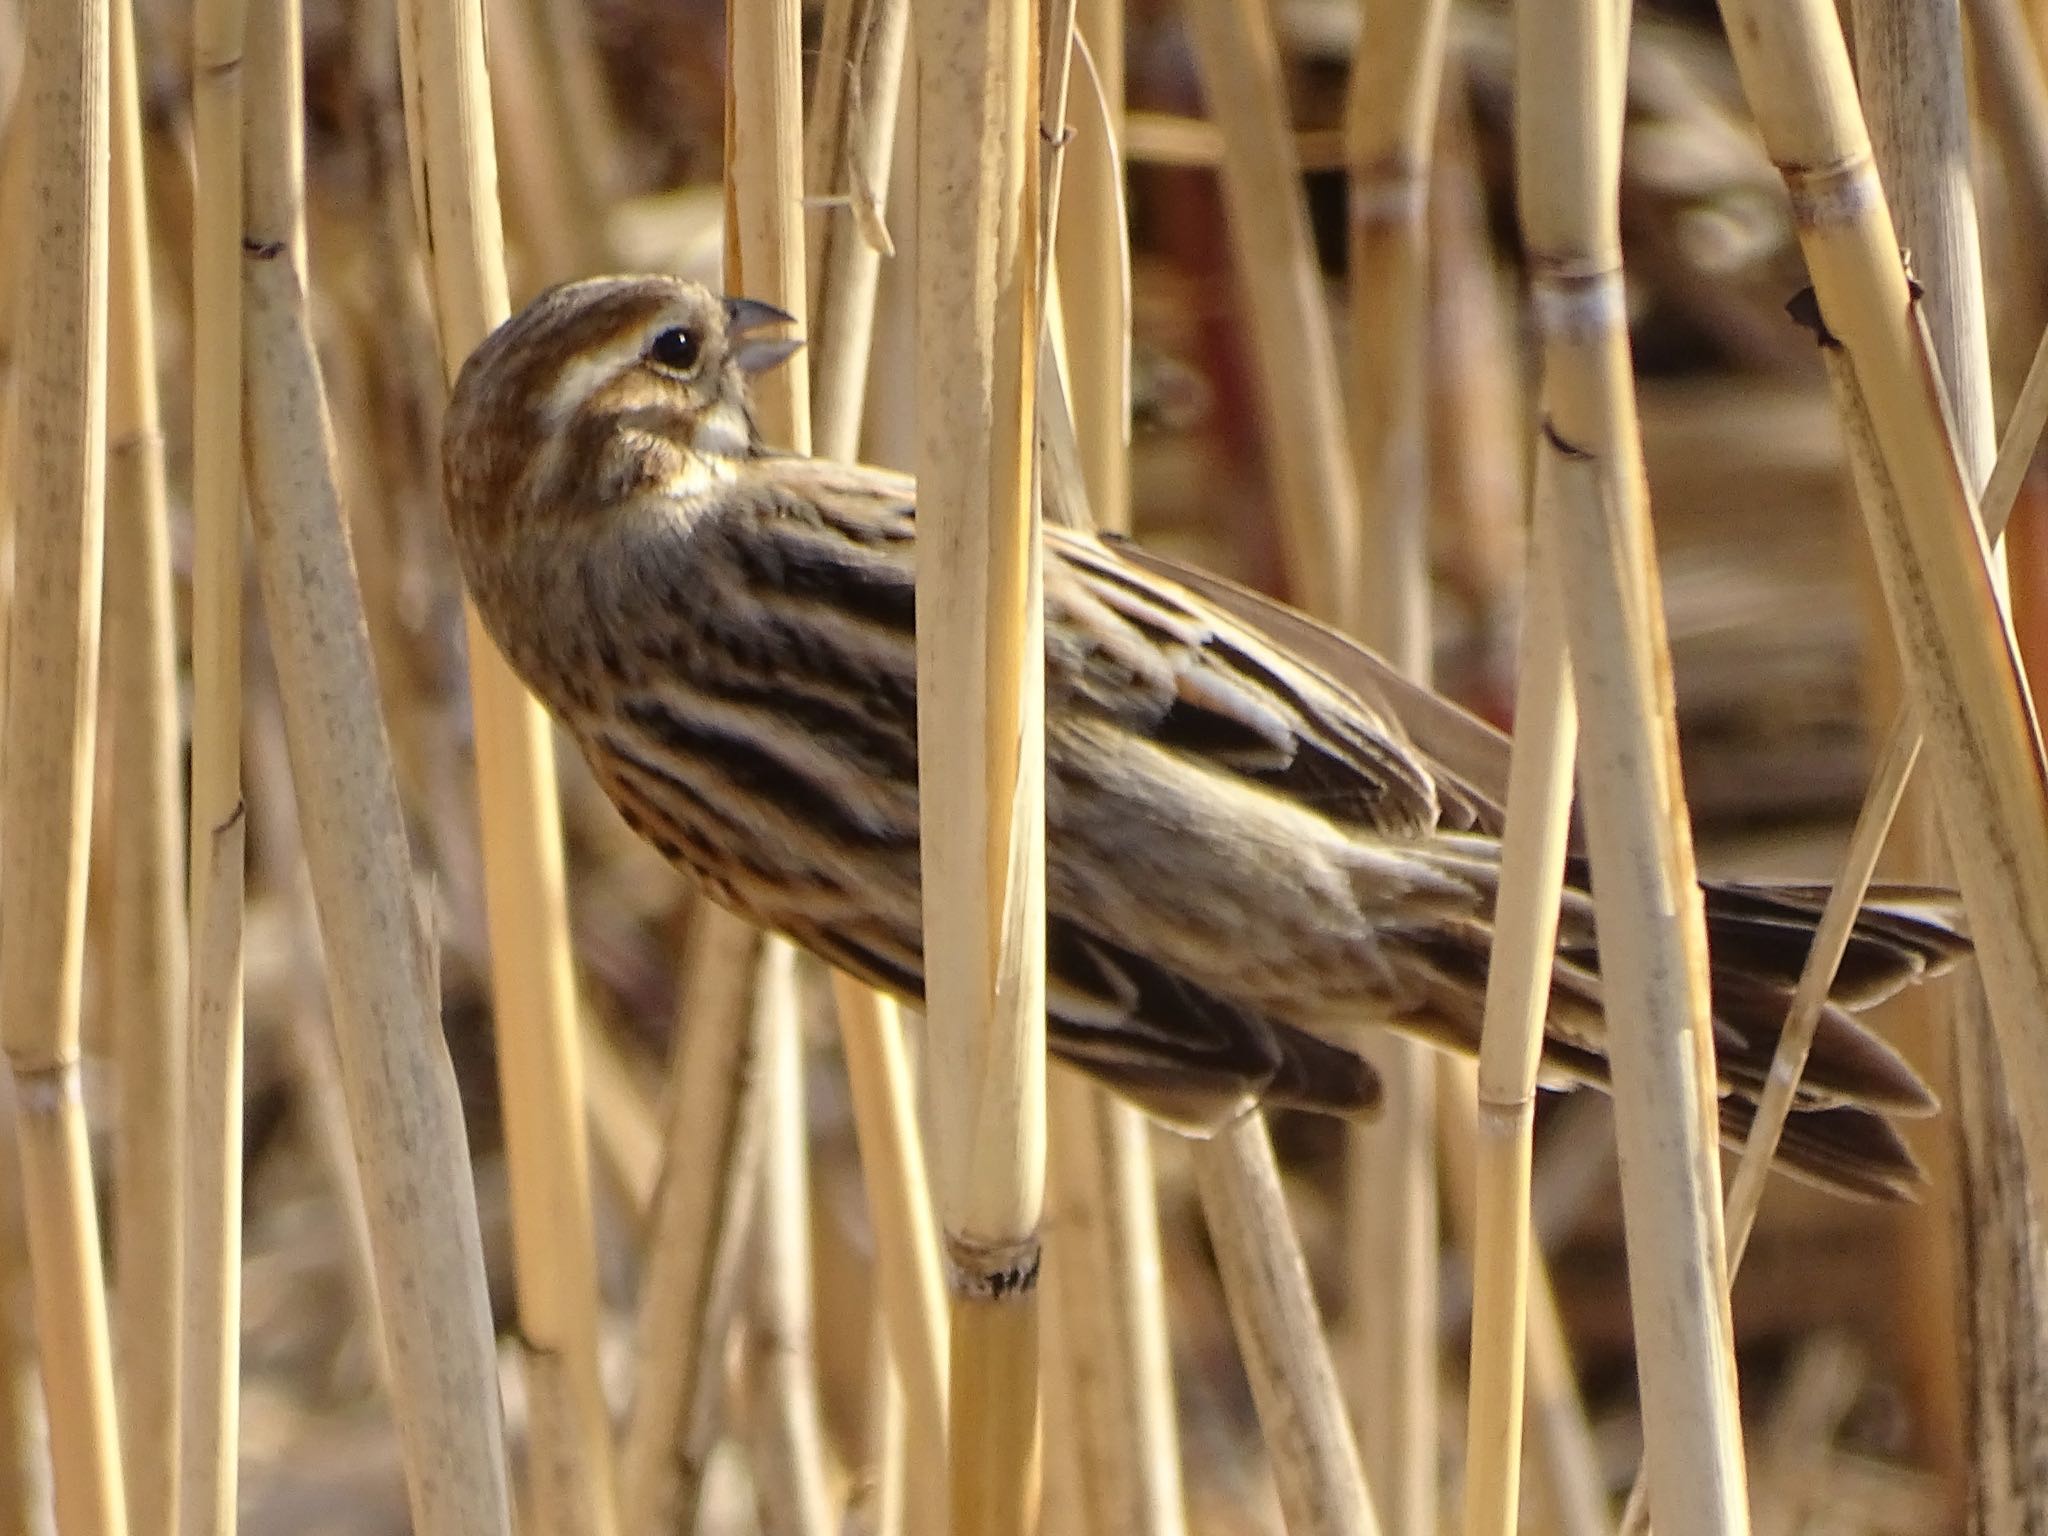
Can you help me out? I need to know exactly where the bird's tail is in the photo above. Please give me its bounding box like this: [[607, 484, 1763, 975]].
[[1379, 848, 1970, 1200]]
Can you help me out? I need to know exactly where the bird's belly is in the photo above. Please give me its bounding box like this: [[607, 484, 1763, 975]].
[[581, 715, 1412, 1022]]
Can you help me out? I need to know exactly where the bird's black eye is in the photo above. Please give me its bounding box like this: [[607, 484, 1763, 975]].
[[648, 325, 703, 372]]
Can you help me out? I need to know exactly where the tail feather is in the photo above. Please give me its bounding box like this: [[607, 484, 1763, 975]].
[[1378, 860, 1968, 1201], [1704, 964, 1935, 1115], [1716, 1095, 1924, 1203]]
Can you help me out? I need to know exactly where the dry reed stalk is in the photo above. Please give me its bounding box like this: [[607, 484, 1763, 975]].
[[830, 974, 948, 1536], [1711, 0, 2048, 1221], [183, 0, 248, 1515], [1341, 8, 1452, 1526], [1053, 0, 1128, 542], [1344, 0, 1450, 674], [580, 1018, 662, 1221], [0, 130, 29, 1535], [1178, 1, 1402, 1525], [1800, 345, 2048, 1536], [1037, 12, 1184, 1532], [1750, 1339, 1864, 1536], [1518, 4, 1750, 1535], [1426, 72, 1524, 684], [184, 4, 293, 1519], [860, 75, 919, 473], [1034, 1281, 1083, 1536], [857, 1327, 908, 1536], [0, 1098, 54, 1536], [1042, 1077, 1185, 1536], [1693, 326, 2048, 1286], [803, 0, 908, 464], [244, 680, 392, 1393], [188, 0, 247, 974], [483, 0, 610, 287], [484, 0, 613, 284], [392, 0, 619, 1525], [1519, 1249, 1613, 1536], [1035, 0, 1077, 302], [1609, 313, 2048, 1536], [0, 0, 127, 1528], [179, 801, 243, 1536], [0, 3, 17, 109], [1969, 0, 2048, 239], [104, 0, 186, 1520], [797, 23, 951, 1525], [914, 1, 1048, 1530], [724, 9, 844, 1526], [1427, 90, 1595, 1536], [1180, 0, 1419, 1523], [1193, 1123, 1380, 1536], [240, 5, 513, 1525], [1435, 1078, 1611, 1536], [1460, 479, 1580, 1536], [745, 941, 839, 1536], [1182, 0, 1360, 628], [516, 0, 619, 212], [621, 905, 770, 1532], [131, 62, 195, 335], [1117, 115, 1350, 174], [1846, 10, 2048, 1531]]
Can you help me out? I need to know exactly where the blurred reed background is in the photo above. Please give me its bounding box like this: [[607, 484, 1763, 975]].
[[2, 0, 2048, 1533]]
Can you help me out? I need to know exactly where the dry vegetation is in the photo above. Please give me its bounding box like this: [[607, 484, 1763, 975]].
[[2, 0, 2048, 1533]]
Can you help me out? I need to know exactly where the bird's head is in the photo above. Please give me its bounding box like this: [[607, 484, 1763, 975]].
[[441, 273, 801, 556]]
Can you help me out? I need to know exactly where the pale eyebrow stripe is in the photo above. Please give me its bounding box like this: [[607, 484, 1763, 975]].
[[539, 331, 650, 430]]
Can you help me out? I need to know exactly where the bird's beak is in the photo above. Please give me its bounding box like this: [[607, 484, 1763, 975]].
[[725, 296, 804, 375]]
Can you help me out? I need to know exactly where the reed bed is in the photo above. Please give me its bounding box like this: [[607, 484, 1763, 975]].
[[10, 2, 2048, 1535]]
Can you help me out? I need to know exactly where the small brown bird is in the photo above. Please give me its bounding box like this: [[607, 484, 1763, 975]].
[[443, 274, 1968, 1199]]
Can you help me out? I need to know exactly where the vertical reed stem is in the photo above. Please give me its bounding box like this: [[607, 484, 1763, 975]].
[[915, 0, 1048, 1528], [1713, 0, 2048, 1232], [1193, 1124, 1381, 1536], [800, 34, 951, 1505], [242, 0, 513, 1521], [1518, 4, 1751, 1534], [0, 1107, 53, 1536], [621, 907, 770, 1532], [1341, 6, 1452, 1524], [725, 7, 841, 1527], [0, 0, 128, 1530], [1182, 0, 1360, 627], [745, 941, 837, 1536], [183, 0, 248, 1516], [804, 0, 909, 464], [1846, 6, 2048, 1529], [105, 0, 187, 1521], [1039, 9, 1184, 1530], [1460, 472, 1580, 1536], [832, 975, 949, 1536], [392, 0, 620, 1523]]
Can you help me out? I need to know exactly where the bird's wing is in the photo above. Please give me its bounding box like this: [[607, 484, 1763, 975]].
[[1050, 527, 1497, 835], [1093, 532, 1514, 829], [757, 453, 1489, 837]]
